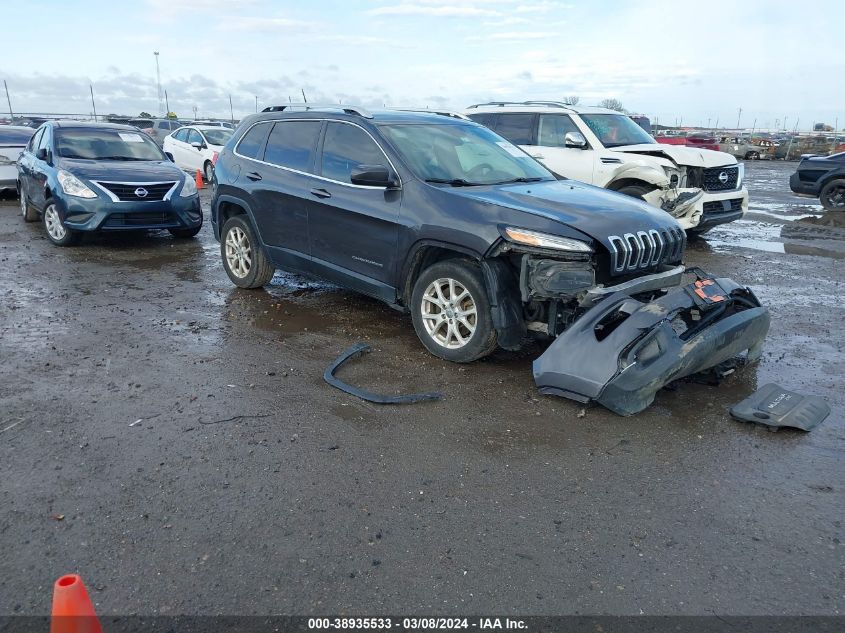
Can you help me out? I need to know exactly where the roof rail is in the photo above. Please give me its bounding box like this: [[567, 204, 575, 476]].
[[465, 101, 575, 110], [261, 103, 373, 119], [388, 108, 470, 120]]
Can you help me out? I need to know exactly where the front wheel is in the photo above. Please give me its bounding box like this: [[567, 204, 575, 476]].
[[819, 178, 845, 212], [615, 184, 653, 201], [204, 161, 214, 183], [43, 200, 80, 246], [410, 259, 497, 363], [220, 215, 275, 288]]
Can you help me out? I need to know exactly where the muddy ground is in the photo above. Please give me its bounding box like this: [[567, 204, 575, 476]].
[[0, 161, 842, 616]]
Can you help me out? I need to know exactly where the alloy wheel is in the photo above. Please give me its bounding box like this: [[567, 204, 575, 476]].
[[44, 205, 67, 241], [225, 226, 252, 278], [823, 185, 845, 210], [420, 277, 477, 349]]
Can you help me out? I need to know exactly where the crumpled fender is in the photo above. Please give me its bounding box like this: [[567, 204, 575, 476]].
[[533, 276, 770, 416], [609, 163, 671, 188]]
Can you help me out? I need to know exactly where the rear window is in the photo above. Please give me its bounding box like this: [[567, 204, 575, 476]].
[[263, 120, 322, 171], [236, 122, 272, 159], [0, 127, 35, 145], [203, 128, 233, 146]]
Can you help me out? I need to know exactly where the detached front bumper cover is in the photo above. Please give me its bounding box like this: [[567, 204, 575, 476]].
[[533, 274, 770, 416]]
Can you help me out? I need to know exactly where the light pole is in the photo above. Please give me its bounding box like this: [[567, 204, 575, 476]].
[[154, 51, 164, 116]]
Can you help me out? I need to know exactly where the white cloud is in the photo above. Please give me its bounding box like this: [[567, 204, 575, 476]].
[[368, 4, 501, 17], [220, 16, 315, 32]]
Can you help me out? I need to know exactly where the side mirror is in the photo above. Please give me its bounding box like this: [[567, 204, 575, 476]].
[[35, 148, 49, 161], [564, 131, 587, 149], [165, 153, 175, 162], [191, 141, 203, 150], [350, 164, 399, 188]]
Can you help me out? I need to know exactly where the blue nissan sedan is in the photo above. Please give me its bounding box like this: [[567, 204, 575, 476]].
[[17, 121, 202, 246]]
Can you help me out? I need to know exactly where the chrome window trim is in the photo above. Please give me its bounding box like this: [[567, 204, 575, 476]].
[[233, 118, 401, 190], [91, 180, 179, 202]]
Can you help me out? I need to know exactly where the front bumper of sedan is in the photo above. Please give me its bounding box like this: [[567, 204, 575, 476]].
[[56, 187, 202, 232]]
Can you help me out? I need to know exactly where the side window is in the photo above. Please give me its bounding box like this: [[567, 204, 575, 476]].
[[320, 122, 387, 183], [537, 115, 582, 147], [235, 122, 272, 159], [263, 120, 322, 172], [187, 129, 203, 145], [28, 128, 45, 152], [173, 129, 187, 142], [494, 114, 535, 145], [169, 121, 180, 130], [467, 113, 495, 128], [156, 121, 168, 130], [37, 127, 51, 151]]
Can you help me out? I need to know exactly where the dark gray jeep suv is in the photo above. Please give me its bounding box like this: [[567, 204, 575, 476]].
[[211, 105, 769, 415]]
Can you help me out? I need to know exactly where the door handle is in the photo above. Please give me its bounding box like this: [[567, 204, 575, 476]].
[[246, 171, 262, 181], [310, 188, 332, 199]]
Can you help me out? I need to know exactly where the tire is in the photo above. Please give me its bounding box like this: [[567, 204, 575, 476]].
[[819, 178, 845, 212], [220, 215, 275, 288], [42, 199, 80, 246], [615, 184, 653, 200], [169, 225, 202, 238], [203, 161, 214, 183], [410, 259, 498, 363], [20, 189, 38, 222], [745, 151, 760, 160]]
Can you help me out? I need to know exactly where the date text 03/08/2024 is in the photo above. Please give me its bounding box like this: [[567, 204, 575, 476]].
[[307, 618, 528, 630]]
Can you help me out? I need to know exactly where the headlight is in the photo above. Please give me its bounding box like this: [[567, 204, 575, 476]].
[[736, 163, 745, 188], [179, 174, 197, 197], [503, 227, 593, 253], [57, 170, 97, 199]]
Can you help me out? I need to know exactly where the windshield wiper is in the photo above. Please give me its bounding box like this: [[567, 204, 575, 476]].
[[99, 156, 147, 161], [424, 178, 485, 187], [493, 177, 546, 184]]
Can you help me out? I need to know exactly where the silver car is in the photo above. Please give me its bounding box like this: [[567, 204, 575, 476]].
[[0, 125, 35, 195]]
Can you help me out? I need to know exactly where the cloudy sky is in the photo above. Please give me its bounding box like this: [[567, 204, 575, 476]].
[[2, 0, 843, 130]]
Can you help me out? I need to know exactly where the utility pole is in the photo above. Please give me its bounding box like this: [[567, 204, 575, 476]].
[[301, 89, 307, 103], [229, 94, 234, 123], [165, 90, 170, 117], [707, 118, 711, 129], [715, 116, 719, 129], [89, 84, 97, 122], [192, 105, 198, 120], [255, 95, 258, 113], [3, 80, 13, 121], [736, 107, 742, 130], [154, 51, 164, 116]]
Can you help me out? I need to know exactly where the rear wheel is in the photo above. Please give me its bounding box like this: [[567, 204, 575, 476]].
[[220, 215, 275, 288], [410, 259, 497, 363], [20, 189, 38, 222], [43, 199, 80, 246], [819, 178, 845, 212], [204, 160, 214, 183], [745, 151, 760, 160]]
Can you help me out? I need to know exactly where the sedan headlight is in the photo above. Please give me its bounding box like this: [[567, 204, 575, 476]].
[[57, 170, 97, 199], [179, 174, 197, 197], [503, 227, 593, 253]]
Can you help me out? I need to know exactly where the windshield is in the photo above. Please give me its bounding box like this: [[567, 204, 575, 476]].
[[580, 114, 657, 148], [380, 122, 554, 185], [202, 128, 233, 146], [0, 127, 35, 145], [55, 128, 166, 161]]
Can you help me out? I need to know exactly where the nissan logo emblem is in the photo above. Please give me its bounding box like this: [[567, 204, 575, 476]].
[[718, 171, 729, 184], [134, 187, 149, 198]]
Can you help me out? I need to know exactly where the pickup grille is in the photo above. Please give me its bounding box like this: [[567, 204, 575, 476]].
[[94, 181, 177, 202], [702, 198, 744, 216], [607, 227, 685, 276], [701, 166, 739, 191]]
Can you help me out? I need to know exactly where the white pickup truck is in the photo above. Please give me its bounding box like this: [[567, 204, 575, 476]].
[[465, 101, 749, 234]]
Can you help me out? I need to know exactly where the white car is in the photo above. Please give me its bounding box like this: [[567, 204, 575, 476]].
[[163, 125, 234, 181], [465, 102, 749, 233]]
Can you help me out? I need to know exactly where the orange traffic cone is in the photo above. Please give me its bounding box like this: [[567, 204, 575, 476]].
[[51, 574, 103, 633], [195, 169, 204, 190]]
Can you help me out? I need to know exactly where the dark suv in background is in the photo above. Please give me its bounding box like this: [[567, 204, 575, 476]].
[[210, 105, 768, 414]]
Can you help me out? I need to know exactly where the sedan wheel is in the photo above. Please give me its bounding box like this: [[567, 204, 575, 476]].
[[204, 161, 214, 183], [20, 190, 38, 222], [42, 201, 80, 246]]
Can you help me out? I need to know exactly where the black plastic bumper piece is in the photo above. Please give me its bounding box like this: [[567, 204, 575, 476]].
[[533, 277, 771, 416], [324, 343, 444, 405]]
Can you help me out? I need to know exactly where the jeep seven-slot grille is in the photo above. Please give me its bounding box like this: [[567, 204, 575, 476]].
[[607, 227, 685, 275], [95, 181, 176, 202], [701, 166, 739, 191]]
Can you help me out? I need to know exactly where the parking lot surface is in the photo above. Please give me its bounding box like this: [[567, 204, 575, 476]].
[[1, 161, 843, 615]]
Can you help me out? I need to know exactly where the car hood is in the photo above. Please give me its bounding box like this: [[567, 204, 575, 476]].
[[448, 179, 682, 246], [57, 158, 187, 182], [612, 143, 737, 168]]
